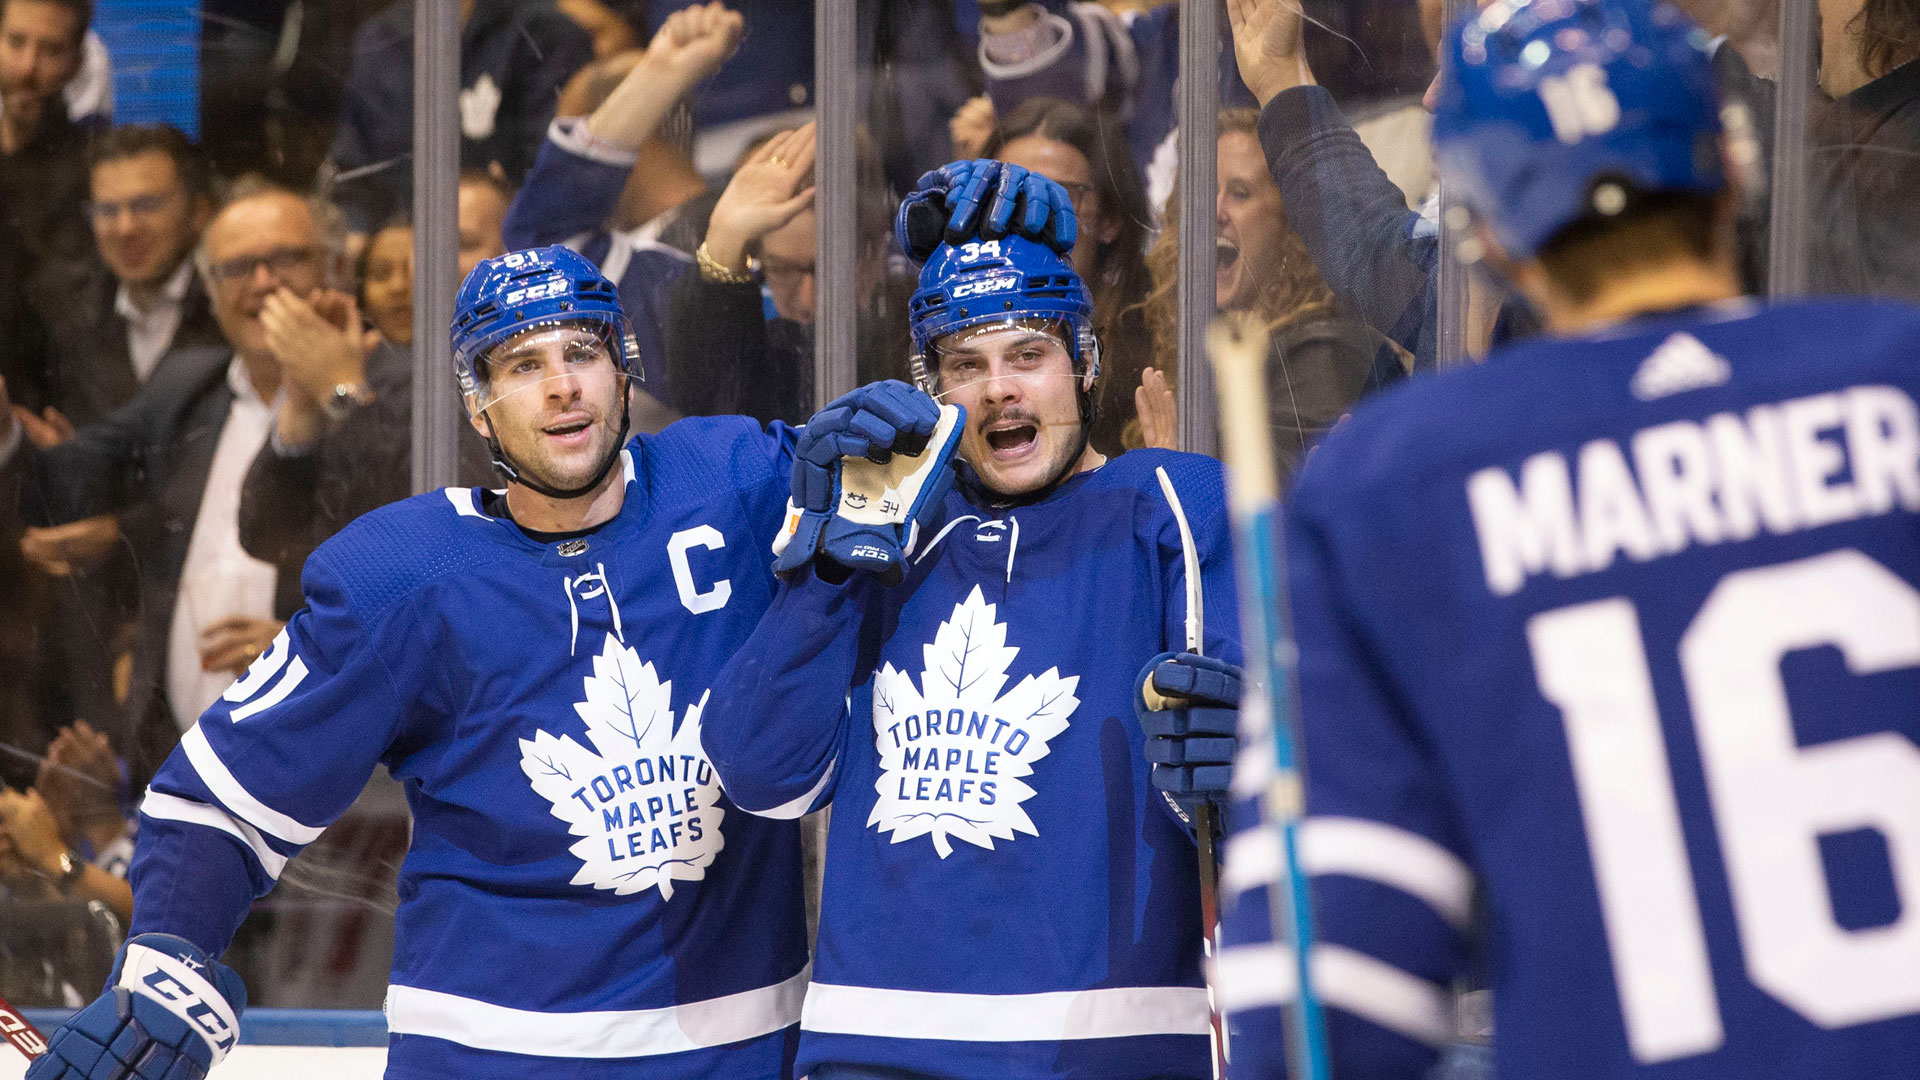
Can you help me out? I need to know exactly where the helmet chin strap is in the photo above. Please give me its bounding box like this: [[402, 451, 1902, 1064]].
[[481, 394, 633, 503]]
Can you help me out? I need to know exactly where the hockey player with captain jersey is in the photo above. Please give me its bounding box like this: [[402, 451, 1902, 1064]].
[[1218, 1, 1920, 1078], [698, 176, 1246, 1080]]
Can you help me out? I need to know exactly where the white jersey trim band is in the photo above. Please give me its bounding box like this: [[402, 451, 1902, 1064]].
[[800, 982, 1212, 1042], [140, 789, 289, 879], [384, 965, 808, 1058], [179, 724, 326, 845], [1214, 942, 1453, 1047]]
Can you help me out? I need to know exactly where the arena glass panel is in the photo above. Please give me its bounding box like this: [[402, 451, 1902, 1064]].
[[0, 0, 1583, 1064]]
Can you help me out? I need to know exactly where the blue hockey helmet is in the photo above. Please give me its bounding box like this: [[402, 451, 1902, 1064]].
[[450, 245, 638, 411], [1431, 0, 1727, 258], [907, 233, 1099, 397]]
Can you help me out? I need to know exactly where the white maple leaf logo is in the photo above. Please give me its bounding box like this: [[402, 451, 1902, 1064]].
[[868, 586, 1078, 858], [459, 72, 501, 140], [519, 632, 725, 899]]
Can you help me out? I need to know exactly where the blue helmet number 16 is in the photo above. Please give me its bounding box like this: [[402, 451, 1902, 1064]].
[[1539, 62, 1622, 144]]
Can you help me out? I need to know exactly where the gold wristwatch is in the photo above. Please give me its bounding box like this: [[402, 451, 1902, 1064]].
[[322, 381, 377, 423], [53, 850, 85, 893], [695, 242, 760, 285]]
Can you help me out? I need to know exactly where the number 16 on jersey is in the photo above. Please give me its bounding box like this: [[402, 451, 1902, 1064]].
[[1529, 548, 1920, 1065]]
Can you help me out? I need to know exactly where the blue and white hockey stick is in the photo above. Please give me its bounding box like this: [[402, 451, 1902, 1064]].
[[1207, 313, 1332, 1080]]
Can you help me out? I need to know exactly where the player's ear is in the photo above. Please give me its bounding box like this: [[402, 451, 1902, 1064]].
[[466, 398, 492, 438]]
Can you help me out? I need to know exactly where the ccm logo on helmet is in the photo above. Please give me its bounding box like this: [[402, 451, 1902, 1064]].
[[503, 278, 568, 305], [951, 275, 1020, 300]]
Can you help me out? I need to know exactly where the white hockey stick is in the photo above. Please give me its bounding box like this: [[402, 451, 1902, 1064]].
[[1207, 313, 1332, 1080], [1155, 465, 1227, 1080]]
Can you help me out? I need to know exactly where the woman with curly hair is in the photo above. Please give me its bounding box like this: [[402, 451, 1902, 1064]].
[[1138, 108, 1398, 475]]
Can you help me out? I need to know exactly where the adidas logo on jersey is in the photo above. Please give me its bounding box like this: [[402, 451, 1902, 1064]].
[[1631, 333, 1731, 400]]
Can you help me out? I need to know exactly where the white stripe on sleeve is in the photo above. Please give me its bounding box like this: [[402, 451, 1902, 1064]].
[[140, 789, 290, 879], [179, 724, 326, 845], [1223, 817, 1475, 929], [733, 759, 836, 821], [1214, 942, 1454, 1047]]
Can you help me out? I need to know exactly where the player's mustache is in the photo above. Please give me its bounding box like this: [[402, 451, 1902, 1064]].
[[977, 407, 1041, 432]]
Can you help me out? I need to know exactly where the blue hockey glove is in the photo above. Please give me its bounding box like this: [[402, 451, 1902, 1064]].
[[773, 382, 959, 584], [1135, 652, 1241, 830], [27, 933, 246, 1080], [815, 401, 963, 584], [896, 159, 1078, 264]]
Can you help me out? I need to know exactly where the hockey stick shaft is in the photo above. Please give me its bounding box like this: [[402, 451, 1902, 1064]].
[[0, 991, 49, 1061], [1156, 466, 1228, 1080], [1207, 314, 1332, 1080]]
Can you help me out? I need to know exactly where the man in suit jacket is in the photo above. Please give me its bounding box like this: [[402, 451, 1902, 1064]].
[[8, 126, 228, 745], [0, 181, 347, 785], [33, 124, 224, 430]]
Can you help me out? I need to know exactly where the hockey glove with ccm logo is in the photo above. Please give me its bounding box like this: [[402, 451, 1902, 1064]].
[[1136, 652, 1242, 833], [28, 933, 246, 1080], [896, 159, 1077, 264], [772, 381, 962, 586]]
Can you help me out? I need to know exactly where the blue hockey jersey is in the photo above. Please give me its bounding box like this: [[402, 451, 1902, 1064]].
[[130, 417, 808, 1080], [1218, 298, 1920, 1080], [702, 449, 1240, 1080]]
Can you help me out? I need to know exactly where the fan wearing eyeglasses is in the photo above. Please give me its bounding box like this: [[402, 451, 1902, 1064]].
[[0, 180, 361, 790]]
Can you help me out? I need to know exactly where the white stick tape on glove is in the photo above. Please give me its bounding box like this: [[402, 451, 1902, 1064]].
[[834, 403, 963, 548]]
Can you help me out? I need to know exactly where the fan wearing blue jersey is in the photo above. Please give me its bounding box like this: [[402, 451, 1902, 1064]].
[[700, 177, 1245, 1080], [1217, 2, 1920, 1079], [18, 245, 947, 1080]]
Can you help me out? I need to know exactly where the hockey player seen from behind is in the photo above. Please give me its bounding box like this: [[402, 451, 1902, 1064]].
[[1217, 1, 1920, 1078], [701, 166, 1246, 1080], [19, 245, 908, 1080]]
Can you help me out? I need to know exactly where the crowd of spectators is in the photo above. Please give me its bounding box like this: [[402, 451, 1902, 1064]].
[[0, 0, 1913, 1010]]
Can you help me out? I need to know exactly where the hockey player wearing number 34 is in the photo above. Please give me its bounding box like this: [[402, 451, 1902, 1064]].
[[20, 245, 881, 1080], [1217, 2, 1920, 1079], [700, 173, 1245, 1080]]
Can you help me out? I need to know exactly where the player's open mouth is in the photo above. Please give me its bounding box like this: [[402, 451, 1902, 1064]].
[[984, 422, 1038, 458], [543, 415, 594, 445]]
